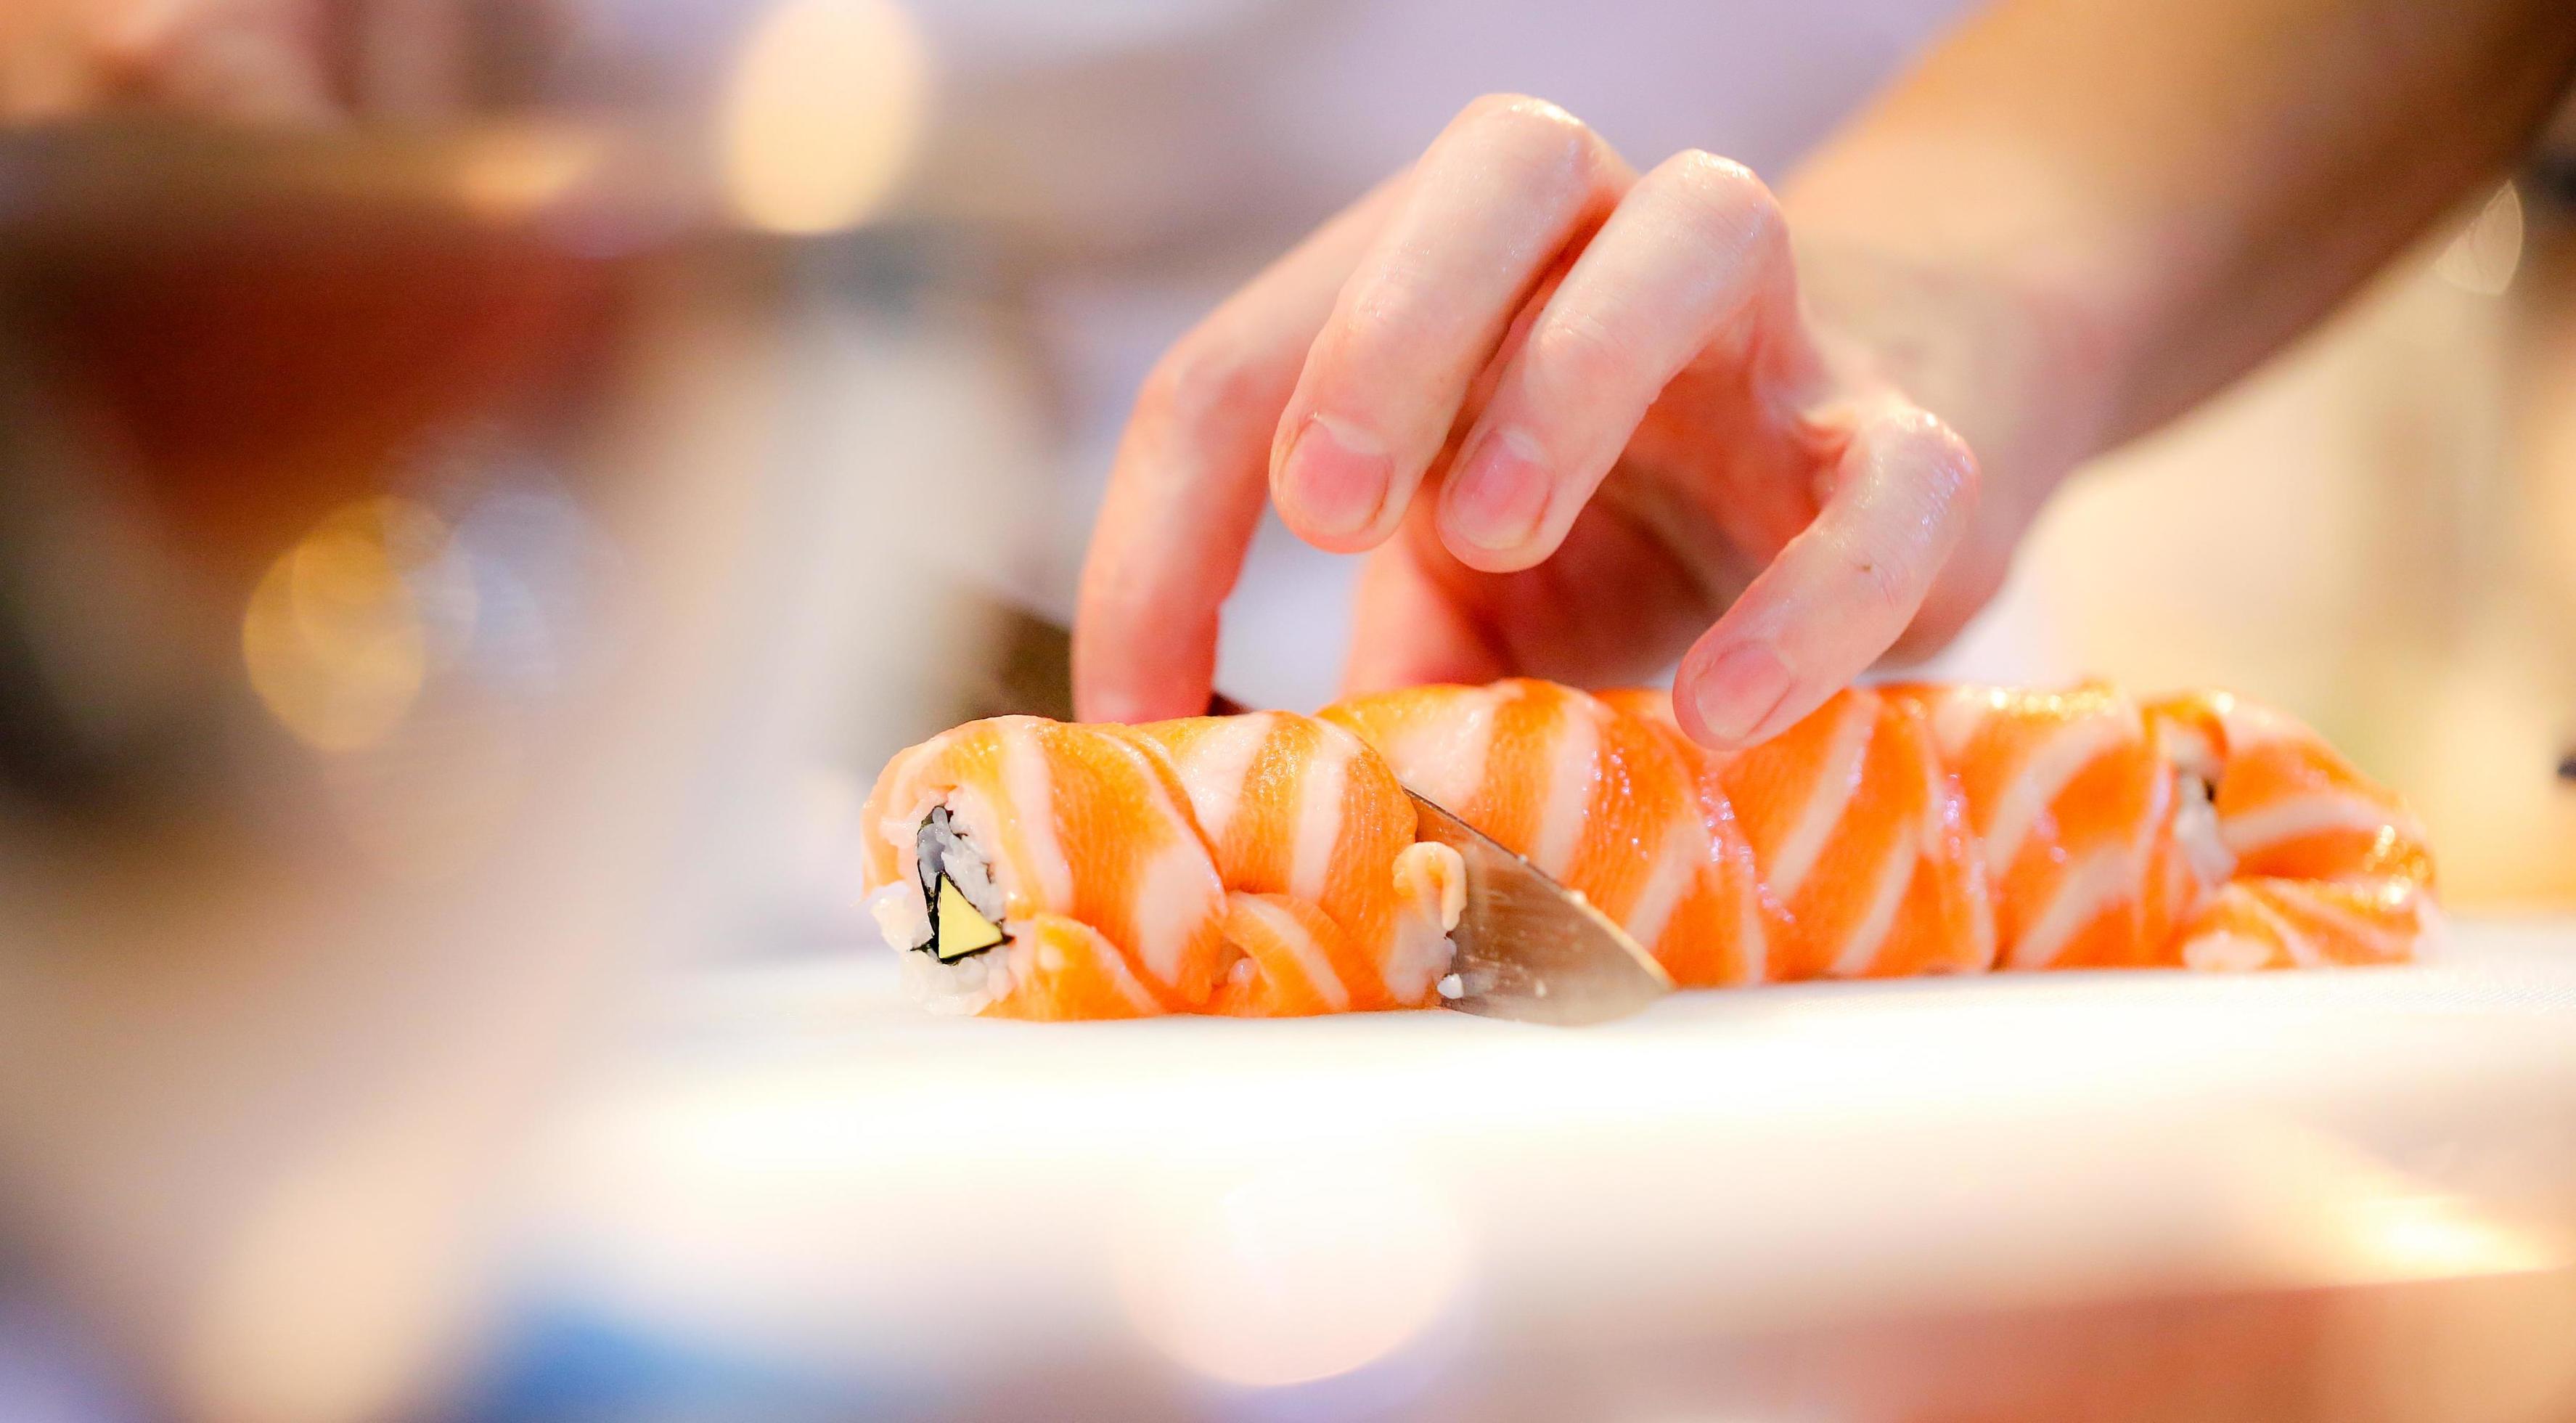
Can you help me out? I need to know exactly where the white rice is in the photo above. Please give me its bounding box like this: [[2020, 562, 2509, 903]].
[[1384, 841, 1468, 1003], [875, 802, 1018, 1013], [898, 940, 1018, 1016], [2170, 770, 2236, 887]]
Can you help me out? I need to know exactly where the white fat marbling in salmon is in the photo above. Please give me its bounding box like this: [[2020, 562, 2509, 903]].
[[860, 677, 2438, 1018]]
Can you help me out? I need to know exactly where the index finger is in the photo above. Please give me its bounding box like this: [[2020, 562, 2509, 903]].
[[1269, 96, 1632, 553], [1072, 179, 1400, 723]]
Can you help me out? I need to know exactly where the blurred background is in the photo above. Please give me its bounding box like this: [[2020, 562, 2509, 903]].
[[0, 1, 2572, 1420]]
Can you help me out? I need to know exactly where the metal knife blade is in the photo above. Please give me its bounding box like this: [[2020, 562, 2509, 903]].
[[964, 598, 1672, 1024], [1406, 791, 1672, 1024]]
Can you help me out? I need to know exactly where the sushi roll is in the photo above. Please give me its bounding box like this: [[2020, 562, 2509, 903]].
[[1328, 680, 1998, 985], [863, 715, 1230, 1017], [860, 713, 1466, 1019], [1892, 680, 2207, 971], [1320, 678, 2435, 984], [1117, 713, 1468, 1014], [1325, 680, 1779, 988], [859, 677, 2440, 1020], [2147, 690, 2440, 968]]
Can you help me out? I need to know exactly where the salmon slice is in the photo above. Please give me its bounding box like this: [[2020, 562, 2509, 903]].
[[864, 712, 1463, 1019], [2171, 876, 2434, 971], [1333, 681, 1776, 986], [1706, 688, 1992, 981], [1331, 683, 1669, 913], [1597, 688, 1772, 987], [863, 716, 1229, 1015], [1122, 712, 1461, 1008], [863, 677, 2437, 1020], [2150, 691, 2434, 885], [983, 916, 1169, 1019], [1208, 893, 1357, 1016], [1317, 682, 1513, 823], [1898, 682, 2195, 970]]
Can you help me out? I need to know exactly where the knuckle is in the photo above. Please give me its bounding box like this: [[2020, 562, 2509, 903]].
[[1651, 150, 1783, 257], [1883, 407, 1982, 512], [1455, 92, 1596, 171], [1335, 287, 1416, 355], [1811, 407, 1980, 630], [1931, 420, 1983, 510], [1524, 309, 1635, 395], [1140, 336, 1267, 440]]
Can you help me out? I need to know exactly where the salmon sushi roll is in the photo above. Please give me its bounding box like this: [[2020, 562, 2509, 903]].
[[1896, 682, 2218, 971], [861, 675, 2440, 1021], [1328, 680, 1772, 987], [862, 716, 1232, 1018], [1695, 686, 1994, 982], [862, 712, 1465, 1019], [1118, 712, 1467, 1014]]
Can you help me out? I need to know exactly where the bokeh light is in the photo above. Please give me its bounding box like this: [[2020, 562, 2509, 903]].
[[720, 0, 931, 236], [1115, 1154, 1471, 1389], [452, 126, 605, 224], [242, 498, 453, 752], [2334, 1189, 2562, 1282], [2434, 182, 2524, 296]]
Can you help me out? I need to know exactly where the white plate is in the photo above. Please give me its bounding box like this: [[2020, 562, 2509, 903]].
[[511, 918, 2576, 1419]]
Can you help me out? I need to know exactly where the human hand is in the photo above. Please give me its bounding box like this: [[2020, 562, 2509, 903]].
[[1074, 94, 2060, 748], [1, 0, 520, 123], [1, 0, 332, 119]]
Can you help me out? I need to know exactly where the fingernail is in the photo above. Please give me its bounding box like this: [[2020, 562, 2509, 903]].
[[1444, 428, 1550, 552], [1689, 642, 1794, 746], [1276, 414, 1390, 539]]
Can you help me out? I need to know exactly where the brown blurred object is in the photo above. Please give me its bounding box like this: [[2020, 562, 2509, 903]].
[[0, 0, 573, 123], [0, 121, 688, 807], [0, 94, 992, 1420], [17, 212, 621, 582]]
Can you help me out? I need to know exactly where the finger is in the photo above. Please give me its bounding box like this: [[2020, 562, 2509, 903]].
[[1073, 178, 1403, 723], [1672, 402, 1979, 749], [1886, 537, 2009, 663], [1346, 490, 1715, 697], [353, 0, 471, 117], [1269, 94, 1633, 552], [91, 0, 338, 121], [1437, 150, 1815, 571], [1341, 519, 1513, 696], [1882, 459, 2046, 663]]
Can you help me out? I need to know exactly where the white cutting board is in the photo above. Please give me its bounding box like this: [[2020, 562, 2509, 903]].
[[512, 918, 2576, 1416]]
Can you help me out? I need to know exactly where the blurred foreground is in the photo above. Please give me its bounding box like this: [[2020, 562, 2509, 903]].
[[0, 3, 2571, 1420]]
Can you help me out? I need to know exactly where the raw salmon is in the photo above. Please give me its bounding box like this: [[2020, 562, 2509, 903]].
[[1327, 681, 1774, 986], [862, 680, 2437, 1017], [864, 712, 1463, 1019]]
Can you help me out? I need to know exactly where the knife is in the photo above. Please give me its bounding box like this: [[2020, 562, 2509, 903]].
[[956, 601, 1672, 1024], [1402, 788, 1672, 1024]]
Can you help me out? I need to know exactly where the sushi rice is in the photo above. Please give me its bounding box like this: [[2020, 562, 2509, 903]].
[[867, 802, 1018, 1015]]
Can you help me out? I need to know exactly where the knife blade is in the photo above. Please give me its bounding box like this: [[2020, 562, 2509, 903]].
[[1406, 791, 1672, 1024], [962, 599, 1671, 1024]]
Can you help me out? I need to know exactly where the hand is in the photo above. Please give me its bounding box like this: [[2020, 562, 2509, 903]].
[[1, 0, 518, 122], [2, 0, 330, 119], [1075, 94, 2057, 748]]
